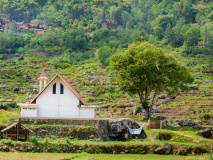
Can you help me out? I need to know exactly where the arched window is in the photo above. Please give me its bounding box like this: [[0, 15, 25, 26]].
[[60, 83, 64, 94], [53, 83, 56, 94]]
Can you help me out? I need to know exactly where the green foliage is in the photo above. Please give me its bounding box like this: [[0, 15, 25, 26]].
[[134, 106, 142, 115], [96, 46, 112, 68], [163, 125, 198, 131], [0, 0, 212, 57], [109, 41, 193, 118], [33, 121, 38, 125], [65, 138, 71, 144], [199, 113, 211, 120], [43, 137, 50, 144], [184, 26, 201, 48], [29, 136, 38, 145], [1, 139, 12, 146]]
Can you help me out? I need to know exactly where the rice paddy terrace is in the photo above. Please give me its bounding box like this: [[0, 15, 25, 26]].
[[0, 53, 212, 121]]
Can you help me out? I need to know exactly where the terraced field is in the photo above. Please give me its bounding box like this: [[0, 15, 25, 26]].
[[0, 53, 212, 121]]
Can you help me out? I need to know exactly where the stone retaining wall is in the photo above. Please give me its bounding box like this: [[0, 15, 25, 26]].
[[19, 117, 109, 139]]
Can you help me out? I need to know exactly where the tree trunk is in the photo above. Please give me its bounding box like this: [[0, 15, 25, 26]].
[[144, 109, 151, 120]]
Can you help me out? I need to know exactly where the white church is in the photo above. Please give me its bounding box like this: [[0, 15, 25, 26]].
[[19, 70, 96, 118]]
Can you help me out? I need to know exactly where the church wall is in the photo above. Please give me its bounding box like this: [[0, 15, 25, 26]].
[[21, 108, 37, 117], [58, 78, 80, 118], [36, 76, 81, 118], [36, 77, 58, 117], [79, 108, 94, 118]]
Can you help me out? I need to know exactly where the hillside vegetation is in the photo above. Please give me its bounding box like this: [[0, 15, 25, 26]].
[[0, 0, 212, 121], [0, 0, 213, 58]]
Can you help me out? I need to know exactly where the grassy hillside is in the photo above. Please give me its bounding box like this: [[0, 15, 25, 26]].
[[0, 0, 212, 123], [0, 51, 212, 121]]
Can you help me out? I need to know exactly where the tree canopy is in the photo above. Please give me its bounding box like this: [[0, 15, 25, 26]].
[[109, 41, 194, 119]]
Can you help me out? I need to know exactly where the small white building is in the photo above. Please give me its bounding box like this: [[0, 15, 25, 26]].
[[19, 70, 96, 118]]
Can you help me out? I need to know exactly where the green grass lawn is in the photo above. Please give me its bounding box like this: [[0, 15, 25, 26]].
[[0, 152, 209, 160]]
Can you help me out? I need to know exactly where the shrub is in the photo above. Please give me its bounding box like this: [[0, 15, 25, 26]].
[[90, 80, 96, 86], [199, 113, 211, 120], [65, 138, 71, 144], [43, 137, 49, 144], [1, 139, 12, 146], [33, 121, 38, 125], [51, 135, 58, 140], [135, 106, 142, 115], [29, 136, 38, 145]]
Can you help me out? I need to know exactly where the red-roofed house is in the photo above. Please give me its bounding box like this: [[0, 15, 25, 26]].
[[37, 30, 45, 34], [28, 22, 39, 28], [39, 25, 46, 30], [19, 70, 96, 118], [18, 24, 28, 29], [0, 19, 10, 25]]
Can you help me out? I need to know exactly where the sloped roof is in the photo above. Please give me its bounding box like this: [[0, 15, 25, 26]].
[[13, 21, 24, 25], [1, 122, 33, 133], [39, 25, 46, 30], [28, 22, 39, 28], [37, 30, 45, 34], [30, 74, 88, 105], [59, 74, 88, 105], [40, 69, 46, 77], [0, 19, 10, 24], [18, 24, 28, 28]]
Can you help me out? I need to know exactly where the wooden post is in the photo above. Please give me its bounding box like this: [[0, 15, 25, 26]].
[[27, 131, 29, 141], [17, 124, 19, 141], [160, 120, 162, 129], [148, 119, 150, 130]]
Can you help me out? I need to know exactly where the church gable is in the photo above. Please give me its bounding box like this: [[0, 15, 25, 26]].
[[31, 74, 87, 105]]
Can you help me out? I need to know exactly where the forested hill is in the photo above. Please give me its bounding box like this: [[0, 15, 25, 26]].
[[0, 0, 212, 64]]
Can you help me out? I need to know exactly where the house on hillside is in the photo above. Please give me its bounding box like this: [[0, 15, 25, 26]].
[[39, 25, 46, 30], [0, 19, 10, 25], [28, 22, 39, 29], [18, 70, 96, 118], [12, 21, 25, 26], [37, 30, 45, 34]]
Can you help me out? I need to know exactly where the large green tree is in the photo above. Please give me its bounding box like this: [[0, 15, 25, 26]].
[[109, 41, 193, 119]]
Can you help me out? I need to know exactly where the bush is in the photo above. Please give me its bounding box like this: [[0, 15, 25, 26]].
[[135, 106, 142, 115], [1, 139, 12, 146], [29, 136, 38, 145], [43, 137, 49, 144], [65, 138, 71, 144], [90, 80, 96, 86], [33, 121, 38, 125], [199, 113, 211, 120]]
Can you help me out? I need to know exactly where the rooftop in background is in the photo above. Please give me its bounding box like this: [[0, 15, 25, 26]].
[[39, 25, 46, 30], [18, 24, 28, 28], [37, 30, 45, 34], [28, 22, 39, 28], [0, 19, 10, 25]]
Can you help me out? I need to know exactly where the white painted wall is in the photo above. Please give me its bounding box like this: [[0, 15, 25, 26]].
[[79, 108, 95, 118], [36, 76, 88, 118], [21, 108, 37, 117]]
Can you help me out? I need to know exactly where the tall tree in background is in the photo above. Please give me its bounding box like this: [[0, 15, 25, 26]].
[[96, 46, 112, 68], [184, 26, 200, 49], [109, 41, 193, 119]]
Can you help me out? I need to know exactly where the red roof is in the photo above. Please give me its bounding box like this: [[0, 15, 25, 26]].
[[59, 74, 88, 105], [39, 25, 46, 30], [18, 24, 28, 28], [31, 74, 88, 105], [40, 69, 46, 78], [38, 69, 48, 80], [37, 30, 45, 34], [28, 22, 39, 28], [0, 19, 10, 25]]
